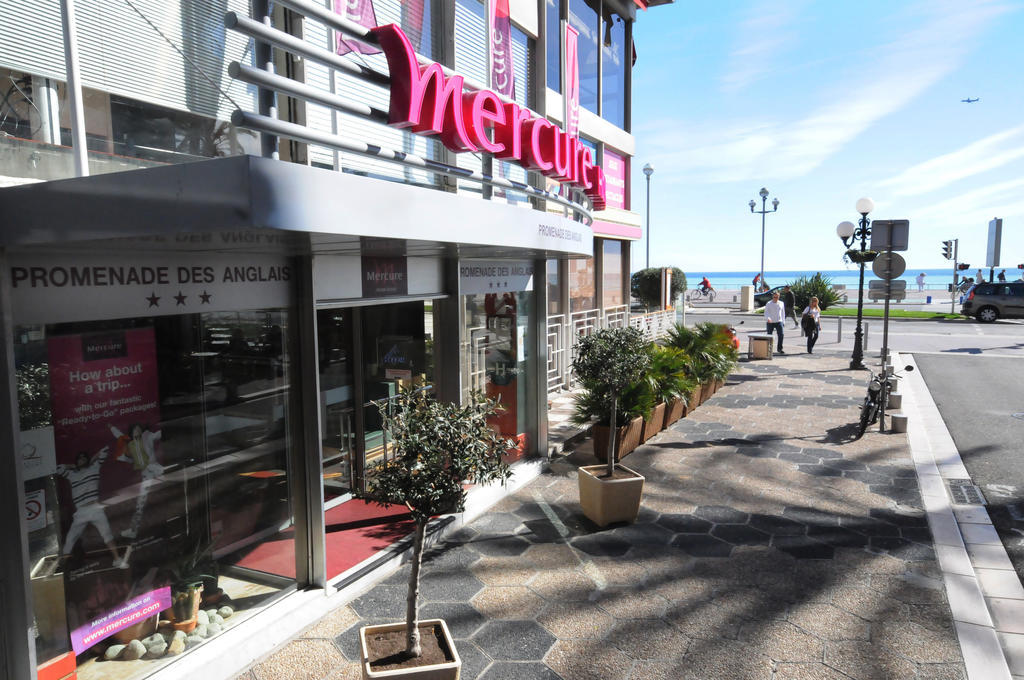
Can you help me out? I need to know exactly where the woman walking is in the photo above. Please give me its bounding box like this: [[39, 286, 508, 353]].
[[801, 296, 822, 354]]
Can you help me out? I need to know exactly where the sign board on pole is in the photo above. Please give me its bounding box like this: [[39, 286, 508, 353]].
[[869, 280, 907, 292], [872, 252, 907, 280], [987, 218, 1002, 267], [869, 220, 910, 252]]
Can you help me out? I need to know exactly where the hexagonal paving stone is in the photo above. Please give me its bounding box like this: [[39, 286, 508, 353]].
[[671, 533, 734, 557], [537, 601, 616, 640], [350, 585, 408, 619], [418, 570, 485, 603], [471, 535, 532, 557], [656, 513, 714, 534], [749, 514, 807, 536], [521, 543, 578, 569], [419, 602, 488, 640], [739, 620, 824, 662], [453, 639, 491, 680], [607, 618, 689, 660], [772, 535, 835, 560], [694, 505, 750, 524], [471, 586, 546, 620], [607, 521, 676, 547], [470, 556, 539, 587], [530, 567, 599, 601], [711, 524, 771, 547], [478, 661, 562, 679], [595, 586, 670, 619], [824, 640, 918, 679], [570, 533, 632, 557], [471, 512, 527, 536], [782, 506, 841, 527], [787, 603, 870, 641], [544, 639, 636, 679], [473, 620, 556, 661]]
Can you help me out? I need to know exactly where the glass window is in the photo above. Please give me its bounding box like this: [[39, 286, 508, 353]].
[[601, 13, 626, 129], [17, 309, 297, 679], [547, 259, 562, 315], [545, 0, 561, 92], [569, 257, 596, 312], [461, 289, 533, 462], [602, 240, 623, 307], [568, 0, 599, 113]]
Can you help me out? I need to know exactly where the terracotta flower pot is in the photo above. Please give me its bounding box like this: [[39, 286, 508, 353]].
[[700, 382, 714, 403], [359, 619, 460, 680], [688, 386, 703, 409], [578, 464, 645, 527], [592, 416, 644, 462], [642, 402, 666, 442]]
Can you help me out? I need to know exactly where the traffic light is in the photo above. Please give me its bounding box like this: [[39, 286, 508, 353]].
[[957, 263, 970, 271], [942, 240, 953, 260]]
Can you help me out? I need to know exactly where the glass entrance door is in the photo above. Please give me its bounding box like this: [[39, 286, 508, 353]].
[[316, 301, 435, 524]]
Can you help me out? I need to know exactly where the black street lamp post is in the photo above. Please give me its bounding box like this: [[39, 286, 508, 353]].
[[836, 197, 876, 370], [749, 187, 779, 290]]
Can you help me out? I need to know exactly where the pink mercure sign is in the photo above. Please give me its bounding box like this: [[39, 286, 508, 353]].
[[371, 24, 606, 209]]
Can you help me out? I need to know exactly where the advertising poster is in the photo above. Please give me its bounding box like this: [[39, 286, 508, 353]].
[[69, 587, 172, 655], [48, 328, 161, 468]]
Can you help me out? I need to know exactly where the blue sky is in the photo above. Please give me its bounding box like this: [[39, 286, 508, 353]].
[[629, 0, 1024, 274]]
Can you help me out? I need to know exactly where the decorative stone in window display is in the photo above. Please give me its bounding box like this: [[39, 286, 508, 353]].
[[95, 606, 234, 663]]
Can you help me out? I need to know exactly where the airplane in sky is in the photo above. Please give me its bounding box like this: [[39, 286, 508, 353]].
[[961, 97, 980, 103]]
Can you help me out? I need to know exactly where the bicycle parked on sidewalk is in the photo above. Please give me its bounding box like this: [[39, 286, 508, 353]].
[[856, 363, 913, 437]]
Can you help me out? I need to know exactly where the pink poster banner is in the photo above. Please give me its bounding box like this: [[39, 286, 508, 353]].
[[334, 0, 382, 55], [603, 149, 626, 210], [70, 587, 171, 654], [488, 0, 516, 99], [48, 328, 161, 467], [563, 23, 580, 138]]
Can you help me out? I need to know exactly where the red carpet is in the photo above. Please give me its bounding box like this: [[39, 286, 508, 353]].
[[235, 500, 415, 581]]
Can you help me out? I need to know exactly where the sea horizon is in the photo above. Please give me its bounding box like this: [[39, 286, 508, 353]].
[[681, 267, 1015, 291]]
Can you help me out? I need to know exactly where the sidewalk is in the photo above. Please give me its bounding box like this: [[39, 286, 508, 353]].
[[235, 351, 971, 679]]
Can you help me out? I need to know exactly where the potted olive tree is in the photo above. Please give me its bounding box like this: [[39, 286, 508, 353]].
[[357, 386, 512, 679], [571, 327, 650, 527]]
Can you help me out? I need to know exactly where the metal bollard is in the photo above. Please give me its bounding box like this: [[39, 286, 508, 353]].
[[837, 317, 842, 343], [864, 322, 869, 350]]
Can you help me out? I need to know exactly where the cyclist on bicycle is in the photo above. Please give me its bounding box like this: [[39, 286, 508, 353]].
[[699, 277, 714, 295]]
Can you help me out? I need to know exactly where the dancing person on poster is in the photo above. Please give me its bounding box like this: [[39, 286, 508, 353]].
[[111, 423, 163, 540], [56, 446, 128, 568]]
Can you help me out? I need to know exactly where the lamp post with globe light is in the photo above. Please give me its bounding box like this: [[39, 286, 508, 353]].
[[836, 197, 876, 370], [749, 188, 779, 291], [643, 163, 654, 269]]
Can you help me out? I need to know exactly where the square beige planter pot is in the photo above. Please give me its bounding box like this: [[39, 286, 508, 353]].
[[592, 416, 644, 462], [577, 464, 645, 527], [360, 619, 461, 680]]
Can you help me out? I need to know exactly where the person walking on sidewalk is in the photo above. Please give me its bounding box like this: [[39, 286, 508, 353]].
[[916, 272, 926, 291], [782, 285, 798, 328], [801, 296, 822, 354], [764, 291, 785, 354]]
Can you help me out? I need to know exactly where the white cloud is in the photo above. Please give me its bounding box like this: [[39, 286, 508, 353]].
[[880, 125, 1024, 196], [638, 0, 1014, 185], [905, 177, 1024, 229], [720, 2, 806, 92]]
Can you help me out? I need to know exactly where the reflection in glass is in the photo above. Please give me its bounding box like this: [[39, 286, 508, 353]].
[[16, 309, 297, 679], [546, 0, 561, 92], [547, 259, 562, 315], [569, 258, 596, 312], [601, 13, 626, 128], [461, 291, 532, 461], [603, 240, 623, 307], [568, 0, 599, 113]]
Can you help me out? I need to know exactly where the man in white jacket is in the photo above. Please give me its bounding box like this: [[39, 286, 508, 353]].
[[764, 291, 786, 354]]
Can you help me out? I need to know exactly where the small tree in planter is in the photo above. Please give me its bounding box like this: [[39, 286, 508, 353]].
[[571, 327, 651, 476], [571, 328, 651, 528], [357, 385, 512, 677]]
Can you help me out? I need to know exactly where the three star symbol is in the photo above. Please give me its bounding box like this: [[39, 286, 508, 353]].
[[144, 290, 213, 308]]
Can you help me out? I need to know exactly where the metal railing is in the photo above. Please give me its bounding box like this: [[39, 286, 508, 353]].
[[546, 306, 676, 393]]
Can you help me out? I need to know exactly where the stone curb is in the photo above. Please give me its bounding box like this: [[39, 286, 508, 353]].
[[897, 351, 1018, 679]]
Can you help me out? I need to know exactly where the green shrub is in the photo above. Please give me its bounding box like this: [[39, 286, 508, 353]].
[[665, 322, 737, 384], [630, 267, 687, 310], [787, 272, 842, 311]]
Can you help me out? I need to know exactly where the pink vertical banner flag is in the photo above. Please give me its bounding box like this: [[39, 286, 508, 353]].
[[488, 0, 516, 99], [334, 0, 382, 55], [563, 23, 580, 137]]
